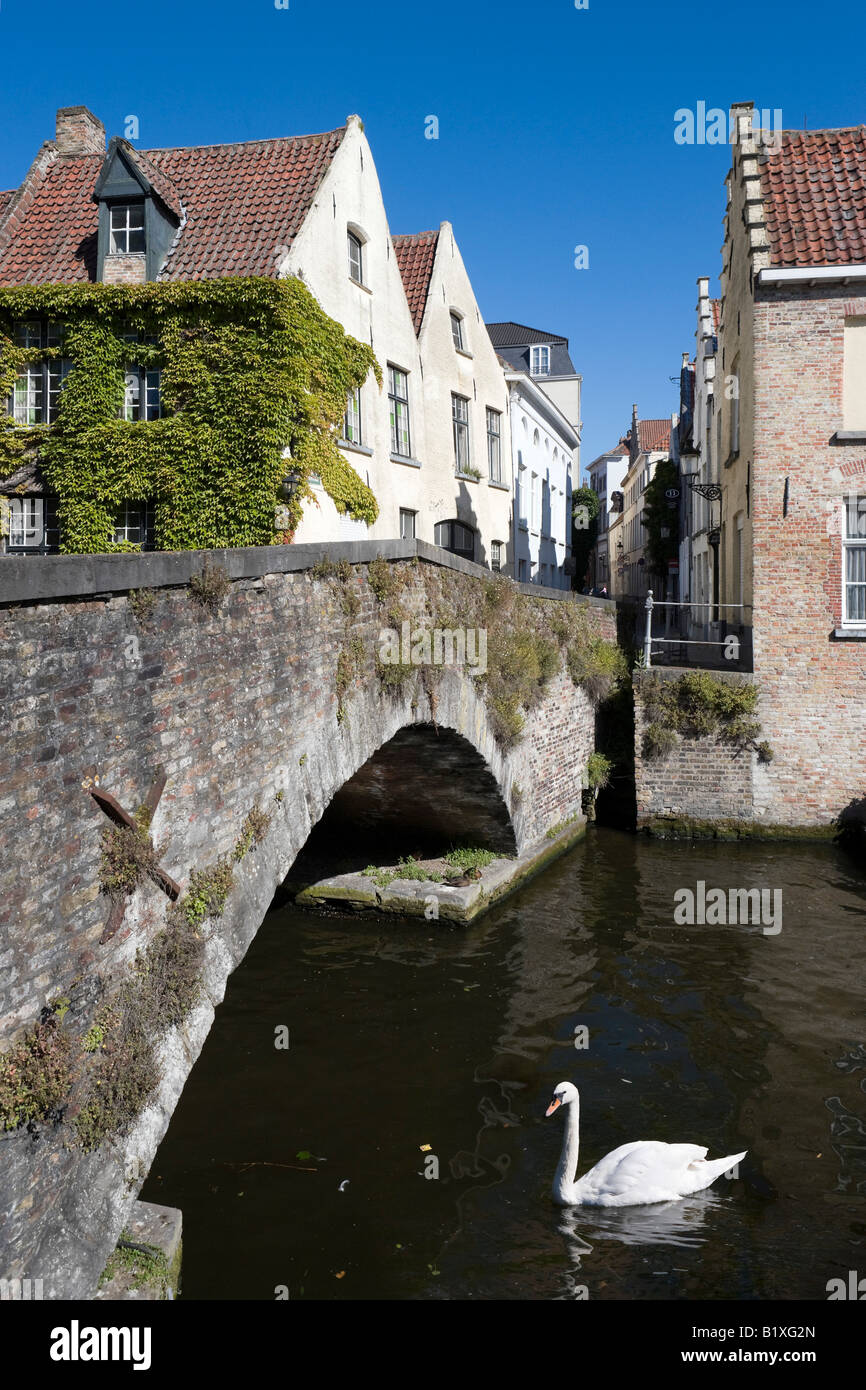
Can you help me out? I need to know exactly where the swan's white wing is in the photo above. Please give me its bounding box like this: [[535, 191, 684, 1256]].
[[575, 1141, 709, 1206]]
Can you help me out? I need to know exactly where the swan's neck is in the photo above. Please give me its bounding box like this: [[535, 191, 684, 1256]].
[[554, 1099, 581, 1201]]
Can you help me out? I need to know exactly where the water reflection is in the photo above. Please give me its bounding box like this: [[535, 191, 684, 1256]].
[[141, 829, 866, 1301]]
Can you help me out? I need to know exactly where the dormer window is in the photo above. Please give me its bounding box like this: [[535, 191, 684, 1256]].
[[110, 203, 145, 255], [531, 345, 550, 376]]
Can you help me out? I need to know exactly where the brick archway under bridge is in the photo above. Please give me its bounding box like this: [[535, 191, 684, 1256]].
[[0, 539, 615, 1297]]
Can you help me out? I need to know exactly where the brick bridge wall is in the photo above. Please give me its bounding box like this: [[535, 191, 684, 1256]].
[[0, 539, 615, 1297]]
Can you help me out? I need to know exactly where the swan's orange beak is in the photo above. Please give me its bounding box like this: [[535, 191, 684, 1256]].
[[545, 1097, 561, 1117]]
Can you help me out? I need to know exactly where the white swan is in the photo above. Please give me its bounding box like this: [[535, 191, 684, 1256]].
[[545, 1082, 747, 1208]]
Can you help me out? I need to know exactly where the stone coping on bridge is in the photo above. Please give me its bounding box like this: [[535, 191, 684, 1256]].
[[295, 816, 587, 923], [0, 537, 616, 610]]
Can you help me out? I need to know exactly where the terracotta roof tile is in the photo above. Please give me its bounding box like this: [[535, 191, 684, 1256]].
[[0, 126, 346, 285], [635, 418, 671, 453], [393, 230, 438, 333], [710, 298, 721, 331], [759, 126, 866, 267]]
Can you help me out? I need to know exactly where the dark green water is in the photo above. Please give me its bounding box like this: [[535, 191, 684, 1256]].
[[141, 829, 866, 1301]]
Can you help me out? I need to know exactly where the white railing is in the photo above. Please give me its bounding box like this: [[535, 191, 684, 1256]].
[[642, 590, 751, 668]]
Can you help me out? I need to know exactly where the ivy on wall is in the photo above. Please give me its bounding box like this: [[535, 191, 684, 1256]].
[[0, 277, 380, 552]]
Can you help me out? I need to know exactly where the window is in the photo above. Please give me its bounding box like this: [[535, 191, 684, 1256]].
[[435, 519, 475, 561], [347, 231, 364, 285], [5, 495, 59, 553], [121, 366, 162, 422], [843, 494, 866, 625], [399, 508, 416, 540], [517, 457, 527, 528], [9, 321, 69, 425], [530, 472, 540, 531], [491, 540, 502, 572], [518, 558, 528, 582], [452, 394, 470, 472], [110, 203, 145, 255], [344, 387, 362, 445], [388, 365, 411, 457], [531, 345, 550, 376], [112, 500, 154, 549], [486, 407, 502, 482], [450, 313, 465, 350]]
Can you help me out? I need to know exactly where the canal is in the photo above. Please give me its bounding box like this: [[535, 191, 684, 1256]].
[[141, 828, 866, 1300]]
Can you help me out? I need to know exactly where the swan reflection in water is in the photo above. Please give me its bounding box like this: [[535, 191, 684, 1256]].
[[553, 1192, 726, 1299]]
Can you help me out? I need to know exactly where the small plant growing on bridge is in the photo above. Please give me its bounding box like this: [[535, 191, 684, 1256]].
[[367, 554, 401, 604], [99, 806, 165, 904], [189, 562, 230, 613], [0, 999, 74, 1132], [336, 636, 366, 720], [173, 860, 235, 929], [128, 588, 157, 624], [234, 806, 272, 861]]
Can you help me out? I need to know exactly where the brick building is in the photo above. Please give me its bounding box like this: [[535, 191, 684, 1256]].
[[717, 102, 866, 824]]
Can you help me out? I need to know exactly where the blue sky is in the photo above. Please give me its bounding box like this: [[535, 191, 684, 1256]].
[[1, 0, 864, 470]]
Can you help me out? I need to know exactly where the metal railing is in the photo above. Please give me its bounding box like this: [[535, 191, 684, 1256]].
[[642, 590, 752, 669]]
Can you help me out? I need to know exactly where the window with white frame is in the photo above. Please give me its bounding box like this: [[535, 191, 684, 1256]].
[[399, 508, 416, 540], [491, 539, 502, 572], [121, 366, 162, 422], [388, 365, 411, 457], [344, 387, 362, 445], [530, 345, 550, 376], [110, 203, 145, 255], [843, 493, 866, 625], [347, 230, 364, 285], [530, 472, 540, 531], [112, 499, 154, 548], [452, 394, 470, 472], [10, 322, 69, 425], [5, 494, 60, 552], [517, 457, 527, 528], [486, 407, 501, 482], [450, 312, 465, 350]]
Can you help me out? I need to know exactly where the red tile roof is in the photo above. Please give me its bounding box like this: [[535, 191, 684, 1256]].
[[393, 231, 438, 333], [635, 418, 671, 453], [0, 127, 347, 285], [759, 126, 866, 267]]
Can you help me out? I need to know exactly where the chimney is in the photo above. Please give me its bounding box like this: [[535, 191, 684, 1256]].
[[55, 106, 105, 156]]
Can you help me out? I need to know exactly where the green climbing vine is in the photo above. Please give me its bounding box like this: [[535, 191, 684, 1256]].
[[0, 277, 380, 552]]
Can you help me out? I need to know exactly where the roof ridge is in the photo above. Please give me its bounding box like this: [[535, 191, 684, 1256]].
[[140, 126, 346, 156]]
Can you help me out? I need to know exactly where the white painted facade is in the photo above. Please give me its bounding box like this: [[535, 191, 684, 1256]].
[[279, 118, 512, 568], [506, 372, 577, 589], [414, 223, 513, 570], [586, 444, 630, 592], [678, 278, 721, 642]]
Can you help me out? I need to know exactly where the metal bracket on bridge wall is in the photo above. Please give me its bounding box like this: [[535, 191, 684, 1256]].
[[88, 767, 180, 943]]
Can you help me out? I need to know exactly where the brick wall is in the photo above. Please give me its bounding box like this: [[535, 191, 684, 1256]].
[[633, 666, 757, 830], [751, 284, 866, 826], [0, 542, 614, 1296]]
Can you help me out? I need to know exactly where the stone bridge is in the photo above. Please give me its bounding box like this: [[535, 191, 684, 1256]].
[[0, 539, 615, 1297]]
